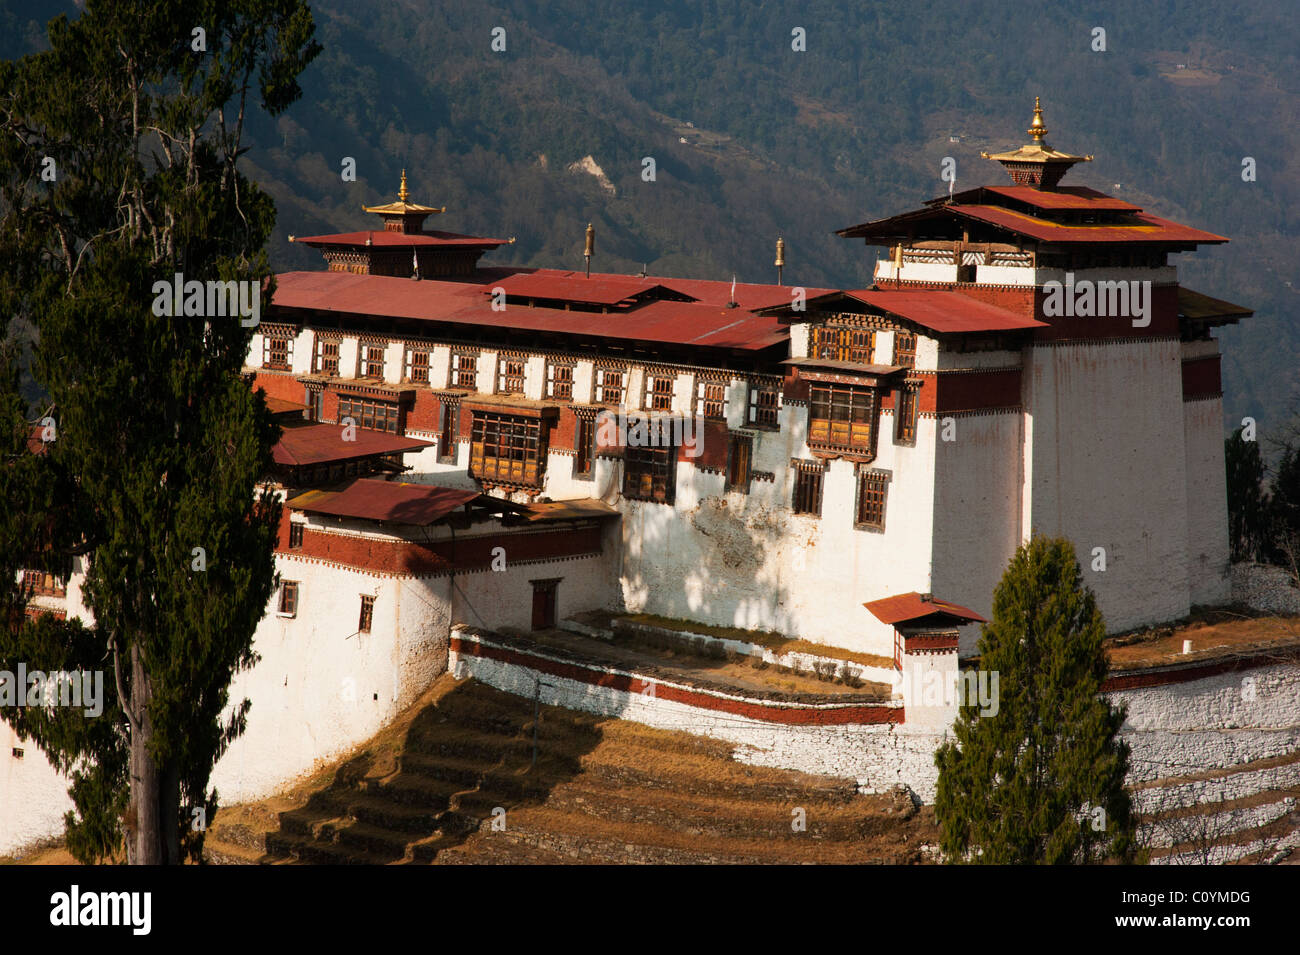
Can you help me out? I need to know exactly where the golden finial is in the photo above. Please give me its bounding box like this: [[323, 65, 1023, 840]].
[[398, 169, 409, 202], [584, 222, 595, 257], [774, 237, 785, 268], [1028, 96, 1048, 143]]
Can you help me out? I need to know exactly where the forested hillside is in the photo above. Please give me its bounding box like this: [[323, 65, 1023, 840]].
[[4, 0, 1297, 434]]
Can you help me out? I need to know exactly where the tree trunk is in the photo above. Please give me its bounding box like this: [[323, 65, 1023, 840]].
[[127, 642, 162, 865]]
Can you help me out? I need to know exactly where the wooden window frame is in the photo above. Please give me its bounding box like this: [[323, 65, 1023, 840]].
[[314, 337, 340, 376], [470, 411, 546, 486], [696, 379, 727, 420], [358, 594, 374, 634], [574, 411, 597, 479], [726, 433, 752, 492], [359, 343, 386, 379], [894, 380, 919, 444], [811, 323, 874, 365], [451, 351, 478, 389], [496, 355, 526, 395], [263, 333, 293, 371], [855, 468, 890, 531], [623, 441, 676, 504], [438, 399, 460, 463], [21, 569, 66, 598], [808, 383, 876, 456], [595, 367, 625, 406], [546, 360, 575, 400], [338, 396, 401, 434], [645, 373, 675, 412], [791, 459, 825, 516], [748, 379, 781, 430], [279, 581, 299, 617], [288, 522, 304, 549], [892, 330, 917, 369], [405, 346, 431, 384]]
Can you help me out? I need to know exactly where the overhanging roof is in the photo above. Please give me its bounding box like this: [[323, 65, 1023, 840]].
[[1177, 286, 1253, 325], [785, 289, 1045, 335], [294, 230, 508, 249], [286, 479, 482, 525], [272, 422, 433, 467], [864, 592, 986, 627]]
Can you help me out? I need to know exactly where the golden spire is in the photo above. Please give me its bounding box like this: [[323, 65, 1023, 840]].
[[398, 169, 409, 202], [1027, 96, 1048, 143]]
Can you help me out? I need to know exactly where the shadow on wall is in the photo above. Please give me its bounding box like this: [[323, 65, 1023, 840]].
[[262, 679, 605, 864]]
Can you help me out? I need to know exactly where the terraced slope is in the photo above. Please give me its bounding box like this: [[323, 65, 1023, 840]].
[[204, 674, 937, 864]]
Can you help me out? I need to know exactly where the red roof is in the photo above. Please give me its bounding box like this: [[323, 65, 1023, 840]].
[[804, 290, 1046, 334], [287, 479, 480, 525], [270, 271, 795, 352], [272, 422, 433, 467], [949, 205, 1226, 245], [295, 229, 508, 248], [488, 272, 691, 306], [864, 592, 986, 626], [946, 186, 1141, 212]]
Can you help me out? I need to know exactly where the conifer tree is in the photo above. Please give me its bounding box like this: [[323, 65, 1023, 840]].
[[1225, 426, 1270, 563], [933, 536, 1135, 864], [0, 0, 319, 864]]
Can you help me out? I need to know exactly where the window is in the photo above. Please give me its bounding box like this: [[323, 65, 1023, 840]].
[[808, 383, 876, 455], [546, 360, 574, 400], [263, 333, 293, 370], [624, 443, 676, 504], [645, 373, 675, 412], [305, 387, 323, 422], [315, 338, 340, 376], [894, 381, 919, 443], [21, 570, 65, 598], [594, 367, 624, 405], [892, 330, 916, 369], [358, 594, 374, 634], [288, 522, 304, 549], [338, 396, 400, 434], [792, 460, 825, 516], [438, 399, 460, 463], [470, 411, 545, 485], [451, 351, 478, 389], [497, 355, 526, 394], [811, 324, 874, 364], [697, 379, 726, 419], [574, 412, 596, 478], [279, 581, 299, 617], [726, 433, 752, 492], [856, 469, 889, 530], [406, 347, 431, 384], [359, 343, 386, 378], [748, 379, 780, 429]]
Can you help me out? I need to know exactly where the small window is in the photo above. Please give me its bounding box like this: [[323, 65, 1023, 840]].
[[338, 396, 400, 434], [811, 324, 874, 364], [574, 413, 596, 478], [279, 581, 299, 617], [856, 469, 889, 531], [623, 443, 676, 504], [315, 338, 340, 376], [360, 343, 385, 379], [646, 374, 675, 412], [595, 367, 624, 406], [358, 594, 374, 634], [288, 522, 304, 549], [697, 379, 726, 420], [451, 351, 477, 389], [892, 330, 916, 369], [263, 334, 293, 371], [406, 347, 430, 384], [748, 380, 780, 429], [792, 460, 825, 516], [439, 399, 460, 463], [894, 381, 919, 444], [546, 360, 574, 400], [497, 356, 526, 395], [726, 433, 752, 492]]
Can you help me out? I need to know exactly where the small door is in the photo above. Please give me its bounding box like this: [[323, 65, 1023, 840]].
[[530, 580, 558, 630]]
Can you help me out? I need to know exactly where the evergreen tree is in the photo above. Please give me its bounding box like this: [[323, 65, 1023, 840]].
[[1225, 426, 1270, 563], [934, 536, 1135, 864], [0, 0, 319, 864]]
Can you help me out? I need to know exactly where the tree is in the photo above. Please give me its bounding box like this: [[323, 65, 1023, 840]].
[[0, 0, 319, 864], [934, 536, 1136, 864], [1225, 426, 1271, 563]]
